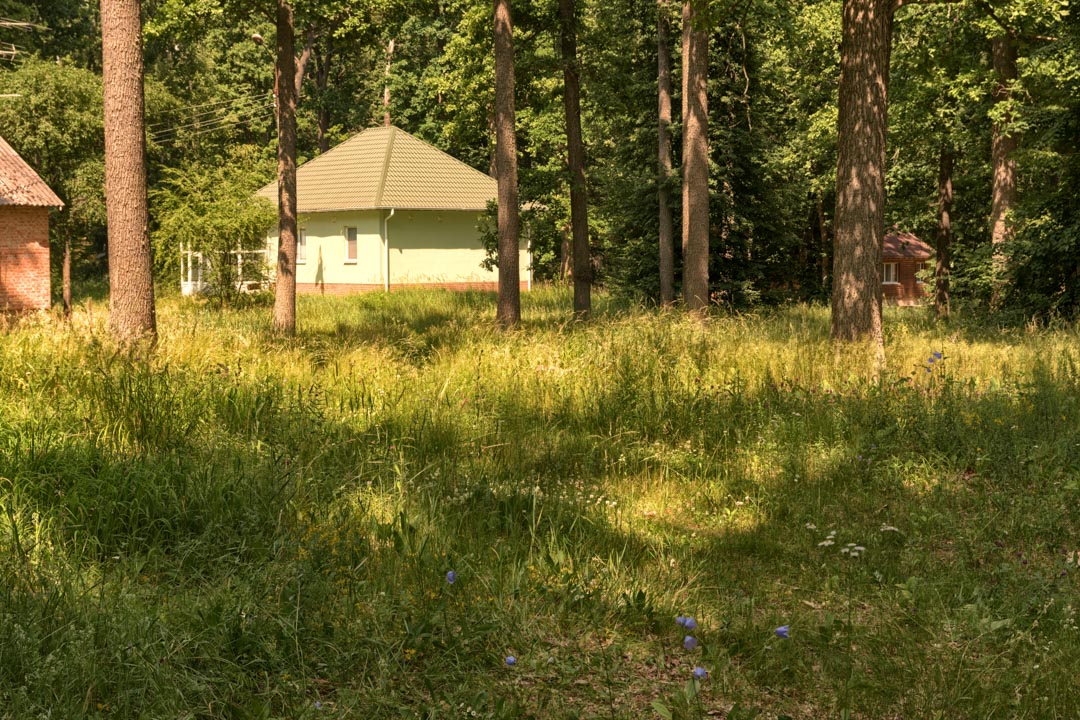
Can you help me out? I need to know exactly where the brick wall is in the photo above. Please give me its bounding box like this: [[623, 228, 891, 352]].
[[0, 206, 52, 311], [882, 259, 928, 307]]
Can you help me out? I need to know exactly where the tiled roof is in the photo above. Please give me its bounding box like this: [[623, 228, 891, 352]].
[[883, 232, 933, 260], [257, 126, 496, 213], [0, 135, 63, 208]]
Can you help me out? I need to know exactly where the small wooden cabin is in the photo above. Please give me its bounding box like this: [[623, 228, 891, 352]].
[[882, 232, 933, 307]]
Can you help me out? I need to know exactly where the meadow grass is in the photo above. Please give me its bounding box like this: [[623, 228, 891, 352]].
[[0, 287, 1078, 719]]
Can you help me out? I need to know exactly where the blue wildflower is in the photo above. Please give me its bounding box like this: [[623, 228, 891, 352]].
[[693, 667, 708, 680], [775, 625, 790, 639], [928, 356, 936, 364], [446, 570, 457, 584], [683, 617, 698, 631], [505, 656, 516, 666], [676, 615, 686, 627], [314, 701, 322, 710], [684, 635, 698, 651], [933, 351, 943, 360]]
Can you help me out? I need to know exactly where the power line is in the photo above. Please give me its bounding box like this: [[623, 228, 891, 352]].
[[149, 101, 275, 140], [150, 110, 275, 146], [147, 93, 271, 131], [146, 91, 269, 126], [150, 104, 275, 143], [0, 17, 47, 30]]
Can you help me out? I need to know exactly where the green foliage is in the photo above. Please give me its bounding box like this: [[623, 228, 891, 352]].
[[3, 0, 1078, 313], [1005, 11, 1080, 316], [150, 145, 276, 298]]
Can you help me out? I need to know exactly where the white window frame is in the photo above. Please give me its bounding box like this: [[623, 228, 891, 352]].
[[883, 262, 899, 285], [344, 226, 358, 264], [297, 228, 307, 264]]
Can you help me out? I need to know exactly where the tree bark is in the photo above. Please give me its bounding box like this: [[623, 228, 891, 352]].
[[559, 0, 590, 318], [384, 38, 395, 127], [681, 0, 709, 313], [989, 33, 1018, 298], [494, 0, 521, 328], [817, 193, 829, 291], [101, 0, 156, 344], [682, 0, 708, 315], [658, 0, 675, 306], [935, 144, 953, 319], [830, 0, 892, 358], [272, 0, 299, 335], [62, 229, 72, 319], [315, 39, 333, 154]]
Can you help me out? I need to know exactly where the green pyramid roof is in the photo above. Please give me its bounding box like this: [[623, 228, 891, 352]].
[[256, 126, 496, 213]]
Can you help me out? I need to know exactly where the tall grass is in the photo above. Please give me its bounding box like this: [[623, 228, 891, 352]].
[[0, 288, 1078, 718]]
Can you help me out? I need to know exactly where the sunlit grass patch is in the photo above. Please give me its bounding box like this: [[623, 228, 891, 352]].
[[0, 289, 1078, 718]]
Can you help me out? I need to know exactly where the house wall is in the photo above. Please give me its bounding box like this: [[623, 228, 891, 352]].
[[882, 259, 928, 306], [267, 209, 529, 293], [0, 206, 51, 311]]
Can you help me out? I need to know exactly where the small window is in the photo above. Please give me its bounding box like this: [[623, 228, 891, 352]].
[[883, 262, 899, 284], [345, 227, 357, 263], [297, 229, 307, 264]]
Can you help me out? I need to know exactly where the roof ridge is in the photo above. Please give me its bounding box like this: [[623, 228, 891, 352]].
[[254, 124, 495, 212], [0, 134, 64, 208], [389, 127, 493, 182], [374, 126, 397, 207], [254, 125, 392, 198]]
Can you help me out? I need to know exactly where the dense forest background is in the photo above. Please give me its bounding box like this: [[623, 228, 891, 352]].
[[0, 0, 1077, 317]]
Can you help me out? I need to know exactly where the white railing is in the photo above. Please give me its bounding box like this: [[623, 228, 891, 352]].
[[180, 244, 269, 296]]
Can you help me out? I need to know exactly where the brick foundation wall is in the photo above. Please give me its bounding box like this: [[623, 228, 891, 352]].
[[883, 259, 928, 307], [295, 281, 530, 296], [0, 206, 52, 311]]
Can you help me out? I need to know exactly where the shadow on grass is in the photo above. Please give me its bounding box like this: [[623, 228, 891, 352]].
[[2, 298, 1080, 717]]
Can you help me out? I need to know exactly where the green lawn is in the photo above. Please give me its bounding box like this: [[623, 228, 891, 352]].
[[1, 288, 1078, 719]]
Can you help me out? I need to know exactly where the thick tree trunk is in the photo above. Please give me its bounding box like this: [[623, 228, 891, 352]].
[[101, 0, 156, 344], [935, 145, 953, 319], [681, 0, 709, 313], [494, 0, 521, 327], [990, 33, 1018, 298], [559, 0, 590, 318], [272, 0, 299, 335], [831, 0, 892, 357], [657, 0, 675, 306]]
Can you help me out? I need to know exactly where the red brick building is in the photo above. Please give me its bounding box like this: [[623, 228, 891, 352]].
[[882, 232, 934, 307], [1, 135, 63, 311]]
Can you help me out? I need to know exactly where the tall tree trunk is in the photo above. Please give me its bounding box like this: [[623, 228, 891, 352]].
[[935, 144, 953, 319], [657, 0, 675, 306], [62, 229, 72, 319], [101, 0, 156, 344], [315, 40, 333, 154], [818, 193, 829, 291], [989, 33, 1018, 301], [830, 0, 893, 359], [384, 38, 395, 127], [272, 0, 299, 335], [681, 0, 709, 313], [494, 0, 521, 327], [559, 0, 590, 318]]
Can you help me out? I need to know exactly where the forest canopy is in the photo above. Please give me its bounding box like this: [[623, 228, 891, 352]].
[[0, 0, 1077, 317]]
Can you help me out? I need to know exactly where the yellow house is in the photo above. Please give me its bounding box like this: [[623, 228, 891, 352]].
[[257, 126, 530, 294]]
